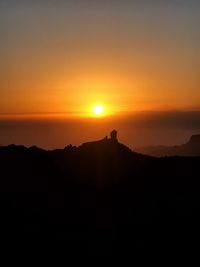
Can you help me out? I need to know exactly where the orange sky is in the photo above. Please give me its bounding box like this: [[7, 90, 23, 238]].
[[0, 1, 199, 118]]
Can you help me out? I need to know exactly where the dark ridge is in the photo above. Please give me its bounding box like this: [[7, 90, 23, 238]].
[[0, 131, 200, 253], [188, 134, 200, 145], [135, 134, 200, 157]]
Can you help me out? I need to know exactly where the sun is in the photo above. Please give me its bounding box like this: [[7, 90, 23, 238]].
[[93, 104, 104, 116]]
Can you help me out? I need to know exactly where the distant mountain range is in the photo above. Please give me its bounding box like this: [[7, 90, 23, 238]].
[[1, 132, 200, 251], [135, 134, 200, 157]]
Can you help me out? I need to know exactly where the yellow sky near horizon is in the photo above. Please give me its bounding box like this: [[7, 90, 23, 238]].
[[0, 1, 199, 118]]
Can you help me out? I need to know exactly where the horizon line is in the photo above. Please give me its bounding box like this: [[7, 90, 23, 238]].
[[1, 109, 200, 117]]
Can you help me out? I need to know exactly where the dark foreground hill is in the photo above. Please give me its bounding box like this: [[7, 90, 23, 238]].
[[135, 134, 200, 157], [0, 136, 200, 254]]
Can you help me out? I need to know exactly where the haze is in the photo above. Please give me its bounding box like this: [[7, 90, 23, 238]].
[[0, 1, 199, 147]]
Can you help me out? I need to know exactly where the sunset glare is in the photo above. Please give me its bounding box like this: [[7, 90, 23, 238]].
[[93, 105, 104, 116], [0, 0, 199, 148]]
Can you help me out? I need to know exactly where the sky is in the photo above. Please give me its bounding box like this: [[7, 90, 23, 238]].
[[0, 0, 199, 117], [0, 1, 199, 148]]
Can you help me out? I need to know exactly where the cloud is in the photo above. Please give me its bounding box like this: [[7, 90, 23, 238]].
[[123, 111, 200, 130]]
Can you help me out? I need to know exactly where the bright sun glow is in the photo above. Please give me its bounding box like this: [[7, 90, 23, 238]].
[[93, 105, 104, 116]]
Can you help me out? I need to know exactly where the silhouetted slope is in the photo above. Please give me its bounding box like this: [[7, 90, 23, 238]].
[[0, 138, 200, 253], [135, 134, 200, 157]]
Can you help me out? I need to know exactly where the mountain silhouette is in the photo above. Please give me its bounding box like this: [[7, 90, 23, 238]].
[[0, 132, 200, 253], [135, 134, 200, 157]]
